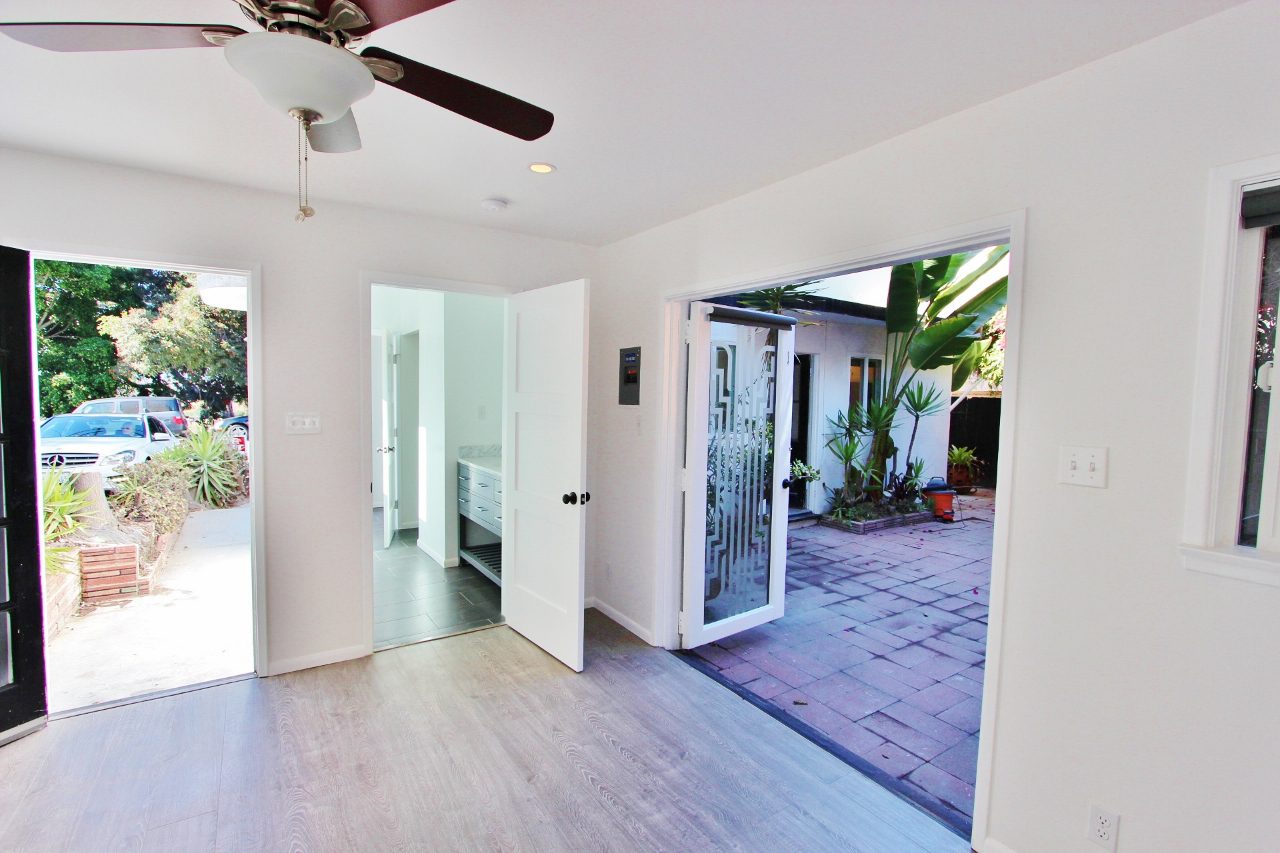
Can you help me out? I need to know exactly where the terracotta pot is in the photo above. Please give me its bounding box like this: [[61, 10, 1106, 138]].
[[948, 464, 976, 494]]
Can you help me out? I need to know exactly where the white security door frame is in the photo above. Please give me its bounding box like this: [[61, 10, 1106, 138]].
[[680, 302, 795, 648]]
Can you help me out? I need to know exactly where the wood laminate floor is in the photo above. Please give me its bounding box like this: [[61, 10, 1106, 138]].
[[0, 612, 967, 852]]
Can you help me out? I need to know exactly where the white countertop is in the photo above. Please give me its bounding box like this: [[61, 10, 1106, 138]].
[[458, 455, 501, 477]]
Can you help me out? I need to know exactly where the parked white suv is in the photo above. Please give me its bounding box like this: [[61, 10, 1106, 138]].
[[39, 413, 175, 488]]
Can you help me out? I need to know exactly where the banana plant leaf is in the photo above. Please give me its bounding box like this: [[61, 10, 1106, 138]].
[[950, 274, 1008, 329], [951, 339, 992, 391], [927, 245, 1010, 320], [886, 262, 922, 333], [907, 313, 980, 370], [918, 254, 967, 299]]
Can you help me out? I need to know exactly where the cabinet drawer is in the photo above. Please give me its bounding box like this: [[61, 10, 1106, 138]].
[[457, 462, 475, 485], [470, 469, 498, 500], [468, 492, 502, 535]]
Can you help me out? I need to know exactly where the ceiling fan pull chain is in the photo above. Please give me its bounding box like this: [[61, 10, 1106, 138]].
[[295, 116, 315, 223]]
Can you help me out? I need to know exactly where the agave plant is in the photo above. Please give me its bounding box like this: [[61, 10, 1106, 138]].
[[165, 424, 245, 508], [42, 472, 90, 573]]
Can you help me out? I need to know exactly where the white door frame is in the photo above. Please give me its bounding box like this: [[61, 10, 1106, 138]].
[[653, 210, 1027, 848], [31, 249, 268, 678], [357, 270, 512, 653]]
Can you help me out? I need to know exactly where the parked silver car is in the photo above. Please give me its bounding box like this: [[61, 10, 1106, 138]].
[[74, 396, 188, 436]]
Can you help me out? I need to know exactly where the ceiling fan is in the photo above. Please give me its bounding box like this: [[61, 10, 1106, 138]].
[[0, 0, 555, 154]]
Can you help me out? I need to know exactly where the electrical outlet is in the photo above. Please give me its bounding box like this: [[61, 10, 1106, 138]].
[[1088, 805, 1119, 851], [285, 412, 321, 435], [1059, 445, 1108, 488]]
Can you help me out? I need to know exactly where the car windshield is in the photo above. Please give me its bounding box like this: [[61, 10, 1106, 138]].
[[41, 415, 145, 439]]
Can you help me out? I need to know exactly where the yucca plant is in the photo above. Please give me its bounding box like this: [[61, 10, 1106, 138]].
[[42, 472, 90, 573], [178, 424, 245, 508]]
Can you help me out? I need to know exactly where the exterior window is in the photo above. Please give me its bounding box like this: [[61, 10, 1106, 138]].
[[1239, 225, 1280, 547], [1180, 161, 1280, 584], [849, 357, 883, 410]]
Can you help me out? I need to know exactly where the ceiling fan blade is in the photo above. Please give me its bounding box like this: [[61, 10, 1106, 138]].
[[0, 22, 246, 52], [361, 47, 553, 141], [308, 110, 362, 153], [317, 0, 456, 35]]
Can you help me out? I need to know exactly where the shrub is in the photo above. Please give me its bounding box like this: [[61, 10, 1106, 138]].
[[158, 424, 247, 508], [42, 472, 91, 572], [110, 455, 190, 534], [185, 424, 245, 507]]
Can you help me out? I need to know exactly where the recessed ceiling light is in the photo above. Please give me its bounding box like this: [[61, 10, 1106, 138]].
[[529, 162, 556, 174], [480, 197, 510, 212]]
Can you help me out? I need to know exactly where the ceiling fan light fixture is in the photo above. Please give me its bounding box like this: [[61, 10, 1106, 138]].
[[224, 31, 373, 123]]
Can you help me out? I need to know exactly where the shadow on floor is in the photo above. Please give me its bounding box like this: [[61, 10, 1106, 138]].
[[685, 490, 995, 834]]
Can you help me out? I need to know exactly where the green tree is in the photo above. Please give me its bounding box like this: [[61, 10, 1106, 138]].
[[34, 260, 183, 416], [99, 283, 247, 415]]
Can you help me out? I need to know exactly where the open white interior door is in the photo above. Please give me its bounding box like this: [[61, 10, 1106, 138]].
[[379, 335, 398, 549], [502, 279, 589, 672], [682, 302, 795, 648]]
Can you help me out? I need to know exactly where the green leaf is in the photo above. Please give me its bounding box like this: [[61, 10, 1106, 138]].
[[951, 275, 1008, 329], [918, 254, 966, 298], [951, 340, 990, 391], [907, 314, 979, 370], [927, 245, 1009, 320], [886, 262, 921, 333]]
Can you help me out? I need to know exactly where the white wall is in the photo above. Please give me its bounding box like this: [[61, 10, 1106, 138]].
[[586, 2, 1280, 850], [370, 286, 503, 564], [441, 292, 504, 563], [0, 148, 595, 676]]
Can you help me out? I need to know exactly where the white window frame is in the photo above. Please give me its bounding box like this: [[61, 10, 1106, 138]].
[[1181, 155, 1280, 586], [848, 353, 883, 411]]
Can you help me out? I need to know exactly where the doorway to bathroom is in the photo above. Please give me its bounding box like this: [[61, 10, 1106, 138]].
[[370, 284, 505, 649]]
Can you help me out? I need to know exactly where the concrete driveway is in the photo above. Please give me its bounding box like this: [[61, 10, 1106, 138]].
[[44, 505, 254, 712]]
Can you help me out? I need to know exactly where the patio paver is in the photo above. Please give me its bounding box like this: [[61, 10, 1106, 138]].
[[688, 489, 995, 831]]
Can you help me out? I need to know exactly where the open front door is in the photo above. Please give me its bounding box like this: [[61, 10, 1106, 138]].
[[681, 302, 795, 648], [502, 279, 589, 672], [378, 335, 397, 549], [0, 245, 48, 745]]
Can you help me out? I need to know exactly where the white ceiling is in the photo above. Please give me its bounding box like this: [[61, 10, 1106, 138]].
[[0, 1, 1245, 246]]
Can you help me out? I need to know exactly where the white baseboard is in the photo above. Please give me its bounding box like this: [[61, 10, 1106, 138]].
[[978, 838, 1017, 853], [418, 540, 459, 567], [265, 643, 370, 676], [586, 597, 656, 645]]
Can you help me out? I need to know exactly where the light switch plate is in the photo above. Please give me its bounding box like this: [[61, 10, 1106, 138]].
[[286, 412, 321, 435], [1059, 445, 1107, 488]]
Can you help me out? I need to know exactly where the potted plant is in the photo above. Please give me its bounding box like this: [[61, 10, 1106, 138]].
[[947, 445, 982, 494], [789, 459, 822, 485]]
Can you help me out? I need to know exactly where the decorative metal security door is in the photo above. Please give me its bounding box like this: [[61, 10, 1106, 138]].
[[681, 302, 795, 648]]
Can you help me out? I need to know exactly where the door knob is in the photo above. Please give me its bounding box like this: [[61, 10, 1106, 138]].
[[582, 492, 591, 504], [562, 492, 578, 505], [781, 477, 793, 490], [377, 446, 395, 454]]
